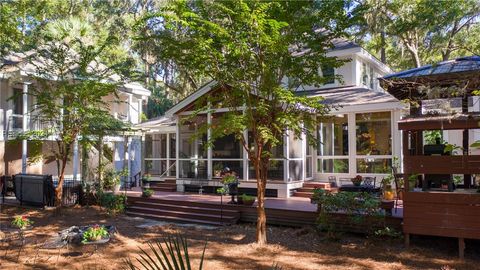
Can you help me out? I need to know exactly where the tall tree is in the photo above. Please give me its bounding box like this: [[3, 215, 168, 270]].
[[138, 0, 360, 244], [23, 18, 127, 205], [359, 0, 480, 69]]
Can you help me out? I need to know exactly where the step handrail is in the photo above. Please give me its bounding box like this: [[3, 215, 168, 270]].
[[157, 161, 176, 179]]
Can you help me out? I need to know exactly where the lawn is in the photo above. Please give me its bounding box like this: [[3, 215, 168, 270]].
[[0, 205, 478, 270]]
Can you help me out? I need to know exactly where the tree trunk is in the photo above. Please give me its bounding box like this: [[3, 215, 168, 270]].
[[380, 31, 386, 64], [98, 135, 104, 189], [54, 156, 68, 206], [81, 142, 89, 184], [255, 161, 268, 245]]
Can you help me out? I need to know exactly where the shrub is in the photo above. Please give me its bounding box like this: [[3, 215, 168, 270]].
[[142, 189, 154, 198], [124, 235, 207, 270], [99, 192, 126, 215], [11, 215, 33, 230], [313, 189, 384, 236]]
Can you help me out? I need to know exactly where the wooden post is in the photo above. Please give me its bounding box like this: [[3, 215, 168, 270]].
[[459, 238, 465, 260], [405, 233, 410, 248]]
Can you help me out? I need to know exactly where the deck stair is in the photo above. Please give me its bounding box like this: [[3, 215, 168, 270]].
[[126, 196, 240, 226], [292, 182, 338, 198], [149, 179, 177, 192]]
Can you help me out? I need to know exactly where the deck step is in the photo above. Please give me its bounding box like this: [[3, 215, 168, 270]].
[[150, 186, 177, 192], [127, 196, 240, 226], [126, 211, 226, 226], [292, 191, 314, 198], [303, 182, 331, 189]]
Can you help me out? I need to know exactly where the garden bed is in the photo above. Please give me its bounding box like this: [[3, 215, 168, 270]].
[[0, 205, 478, 269]]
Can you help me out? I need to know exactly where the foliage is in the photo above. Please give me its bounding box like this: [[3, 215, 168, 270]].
[[124, 235, 207, 270], [216, 187, 228, 195], [424, 130, 443, 145], [11, 215, 33, 230], [103, 169, 121, 191], [374, 226, 403, 239], [139, 0, 361, 244], [381, 174, 394, 187], [239, 194, 256, 201], [142, 189, 154, 198], [358, 0, 480, 69], [312, 189, 384, 236], [99, 192, 126, 215], [444, 143, 463, 155], [220, 175, 237, 185], [82, 224, 109, 243]]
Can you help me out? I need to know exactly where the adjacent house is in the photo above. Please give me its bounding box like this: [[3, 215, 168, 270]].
[[137, 40, 404, 198], [0, 51, 150, 181]]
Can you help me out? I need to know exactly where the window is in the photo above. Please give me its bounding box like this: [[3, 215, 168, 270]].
[[321, 64, 335, 84], [356, 112, 392, 155], [362, 63, 368, 86], [317, 114, 349, 173], [318, 115, 349, 156], [369, 67, 375, 89]]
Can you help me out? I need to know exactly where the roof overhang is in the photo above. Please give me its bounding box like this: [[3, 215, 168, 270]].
[[165, 80, 218, 117]]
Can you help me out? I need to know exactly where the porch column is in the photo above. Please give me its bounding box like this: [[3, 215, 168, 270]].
[[72, 137, 79, 181], [166, 133, 170, 176], [301, 123, 306, 181], [127, 94, 133, 122], [175, 116, 183, 192], [347, 113, 356, 177], [284, 131, 289, 183], [21, 82, 29, 174], [207, 110, 212, 179]]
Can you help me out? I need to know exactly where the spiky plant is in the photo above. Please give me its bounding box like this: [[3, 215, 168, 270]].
[[124, 235, 207, 270]]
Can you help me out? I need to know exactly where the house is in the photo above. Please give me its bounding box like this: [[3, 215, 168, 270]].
[[137, 39, 404, 198], [0, 51, 150, 181]]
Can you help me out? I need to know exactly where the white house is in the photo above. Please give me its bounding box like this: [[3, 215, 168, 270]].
[[0, 51, 150, 181], [137, 39, 404, 198]]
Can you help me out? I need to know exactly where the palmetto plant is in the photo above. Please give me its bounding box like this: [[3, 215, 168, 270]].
[[124, 235, 207, 270]]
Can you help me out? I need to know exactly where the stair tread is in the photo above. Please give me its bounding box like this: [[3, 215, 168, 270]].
[[126, 211, 228, 226], [128, 205, 238, 219], [130, 201, 240, 214]]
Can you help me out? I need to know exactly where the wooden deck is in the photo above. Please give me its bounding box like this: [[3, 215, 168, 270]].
[[125, 189, 403, 227]]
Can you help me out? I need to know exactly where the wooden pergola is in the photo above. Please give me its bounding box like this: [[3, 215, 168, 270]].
[[380, 56, 480, 259]]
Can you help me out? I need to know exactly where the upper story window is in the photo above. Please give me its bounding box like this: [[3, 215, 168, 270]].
[[321, 64, 335, 84], [13, 87, 24, 115]]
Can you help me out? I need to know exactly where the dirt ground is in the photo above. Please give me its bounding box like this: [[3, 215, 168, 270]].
[[0, 205, 479, 270]]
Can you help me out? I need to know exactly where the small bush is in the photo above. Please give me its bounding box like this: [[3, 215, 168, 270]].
[[142, 189, 154, 198], [99, 192, 126, 215]]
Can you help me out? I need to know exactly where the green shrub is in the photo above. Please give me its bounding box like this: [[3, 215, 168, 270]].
[[142, 189, 154, 198], [82, 224, 109, 243], [99, 192, 126, 215], [313, 189, 384, 236]]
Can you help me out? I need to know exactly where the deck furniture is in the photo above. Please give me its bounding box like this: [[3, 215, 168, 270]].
[[328, 176, 338, 187], [363, 176, 376, 187], [338, 177, 351, 186], [338, 184, 381, 194]]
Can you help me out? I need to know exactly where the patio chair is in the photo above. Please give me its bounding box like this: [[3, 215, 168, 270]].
[[363, 176, 376, 187], [328, 176, 338, 187], [339, 177, 351, 186]]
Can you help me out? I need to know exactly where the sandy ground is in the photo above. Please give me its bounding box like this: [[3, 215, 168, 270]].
[[0, 205, 479, 270]]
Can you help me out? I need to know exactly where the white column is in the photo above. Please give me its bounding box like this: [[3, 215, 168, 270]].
[[175, 116, 180, 179], [127, 136, 132, 182], [348, 112, 356, 177], [207, 110, 212, 179], [166, 133, 170, 176], [284, 132, 289, 183], [21, 82, 29, 174], [127, 94, 133, 122], [301, 124, 306, 181], [73, 138, 79, 180], [138, 98, 143, 123]]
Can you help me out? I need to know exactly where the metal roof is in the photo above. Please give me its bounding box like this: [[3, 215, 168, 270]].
[[296, 85, 399, 106], [382, 56, 480, 80]]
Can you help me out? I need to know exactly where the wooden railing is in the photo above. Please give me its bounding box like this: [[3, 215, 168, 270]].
[[404, 155, 480, 174]]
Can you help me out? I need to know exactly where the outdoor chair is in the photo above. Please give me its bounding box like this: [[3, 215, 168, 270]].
[[328, 176, 338, 187], [339, 177, 351, 186], [363, 176, 376, 187]]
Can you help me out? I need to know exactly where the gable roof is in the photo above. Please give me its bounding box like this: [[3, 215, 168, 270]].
[[165, 80, 218, 117]]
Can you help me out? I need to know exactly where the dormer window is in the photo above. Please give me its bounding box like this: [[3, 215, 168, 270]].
[[321, 64, 335, 84]]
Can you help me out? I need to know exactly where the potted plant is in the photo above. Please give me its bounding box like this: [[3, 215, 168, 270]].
[[239, 194, 256, 206], [142, 188, 154, 198], [381, 174, 395, 200], [351, 175, 363, 186], [408, 174, 421, 192], [11, 215, 33, 230], [142, 174, 151, 189], [213, 163, 223, 177], [82, 224, 109, 243], [397, 178, 405, 200]]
